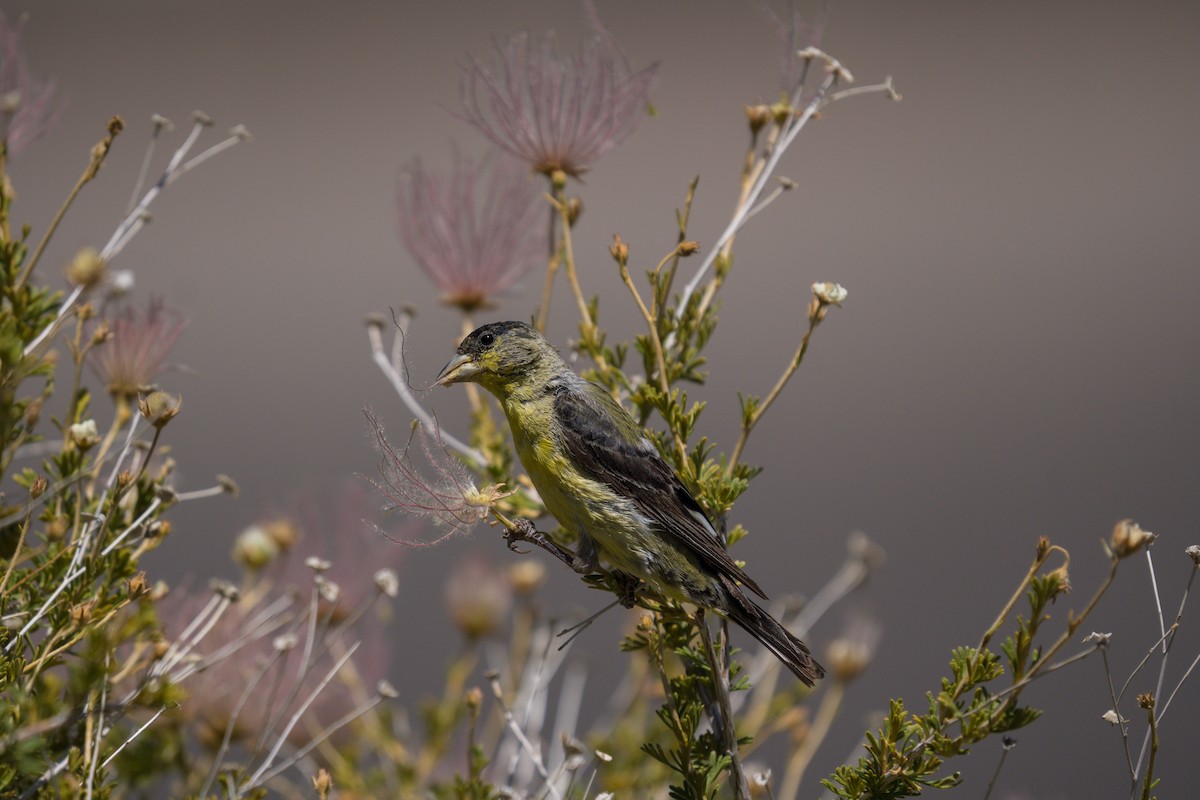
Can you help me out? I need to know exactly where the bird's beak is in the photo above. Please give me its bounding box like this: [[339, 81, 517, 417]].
[[435, 353, 479, 386]]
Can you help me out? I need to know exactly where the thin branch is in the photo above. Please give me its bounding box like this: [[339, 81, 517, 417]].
[[617, 239, 688, 467], [726, 311, 820, 475], [674, 60, 838, 318], [199, 648, 286, 798], [698, 611, 750, 800], [1099, 645, 1136, 780], [100, 704, 173, 768], [489, 672, 563, 800], [17, 118, 123, 290], [982, 739, 1016, 800], [1159, 647, 1200, 722], [778, 679, 844, 800], [241, 641, 362, 792], [366, 314, 484, 465]]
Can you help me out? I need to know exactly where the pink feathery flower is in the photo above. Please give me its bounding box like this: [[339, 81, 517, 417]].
[[90, 299, 185, 398], [396, 150, 545, 311], [760, 1, 828, 98], [362, 409, 510, 545], [0, 12, 62, 156], [460, 21, 658, 177]]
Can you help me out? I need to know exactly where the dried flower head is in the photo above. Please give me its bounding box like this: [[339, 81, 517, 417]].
[[315, 575, 341, 606], [138, 389, 182, 428], [825, 614, 881, 683], [90, 298, 186, 398], [1110, 518, 1156, 559], [0, 12, 62, 156], [363, 410, 502, 544], [460, 19, 658, 177], [1046, 561, 1071, 600], [397, 150, 545, 311], [445, 554, 513, 639]]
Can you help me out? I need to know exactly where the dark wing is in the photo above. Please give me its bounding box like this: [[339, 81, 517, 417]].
[[553, 381, 767, 600]]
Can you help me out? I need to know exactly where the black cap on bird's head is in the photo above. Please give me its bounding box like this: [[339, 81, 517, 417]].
[[435, 321, 550, 388]]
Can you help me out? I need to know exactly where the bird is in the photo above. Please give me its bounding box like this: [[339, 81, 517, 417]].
[[436, 320, 824, 685]]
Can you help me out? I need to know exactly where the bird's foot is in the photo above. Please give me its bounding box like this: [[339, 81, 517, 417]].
[[611, 571, 642, 609], [503, 519, 580, 572]]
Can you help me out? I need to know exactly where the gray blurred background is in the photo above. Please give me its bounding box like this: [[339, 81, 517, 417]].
[[9, 0, 1200, 796]]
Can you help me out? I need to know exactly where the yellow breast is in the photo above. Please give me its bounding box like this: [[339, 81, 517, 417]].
[[503, 397, 657, 576]]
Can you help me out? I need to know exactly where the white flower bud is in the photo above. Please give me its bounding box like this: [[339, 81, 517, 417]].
[[812, 282, 848, 306], [67, 420, 100, 450]]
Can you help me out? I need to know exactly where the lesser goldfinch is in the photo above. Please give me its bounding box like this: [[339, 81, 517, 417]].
[[436, 320, 823, 685]]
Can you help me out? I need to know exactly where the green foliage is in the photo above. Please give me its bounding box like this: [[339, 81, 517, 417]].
[[630, 605, 744, 800], [0, 112, 239, 798], [822, 544, 1102, 798]]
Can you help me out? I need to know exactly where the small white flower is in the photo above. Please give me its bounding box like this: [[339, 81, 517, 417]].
[[373, 568, 400, 598], [305, 556, 332, 572], [1101, 709, 1128, 726], [812, 281, 848, 306], [315, 575, 341, 605], [67, 419, 100, 450], [272, 633, 298, 651], [108, 269, 136, 295]]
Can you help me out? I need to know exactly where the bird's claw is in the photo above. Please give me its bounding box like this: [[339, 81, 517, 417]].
[[612, 571, 642, 609], [502, 518, 578, 571], [503, 519, 538, 554]]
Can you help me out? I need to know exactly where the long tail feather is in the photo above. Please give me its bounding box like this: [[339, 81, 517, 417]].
[[721, 577, 824, 686]]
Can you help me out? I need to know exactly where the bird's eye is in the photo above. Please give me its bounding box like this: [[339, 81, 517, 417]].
[[479, 332, 495, 347]]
